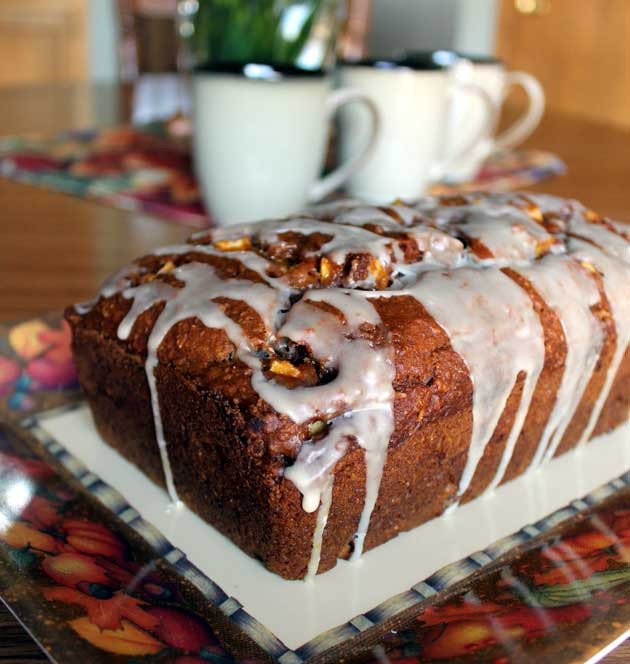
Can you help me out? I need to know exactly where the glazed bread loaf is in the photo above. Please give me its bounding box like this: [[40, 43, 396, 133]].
[[65, 193, 630, 579]]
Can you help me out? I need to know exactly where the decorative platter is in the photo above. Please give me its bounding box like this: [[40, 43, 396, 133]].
[[1, 314, 630, 664]]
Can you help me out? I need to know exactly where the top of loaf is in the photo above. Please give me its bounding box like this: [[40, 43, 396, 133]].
[[174, 192, 567, 290], [67, 192, 630, 577], [73, 192, 629, 305]]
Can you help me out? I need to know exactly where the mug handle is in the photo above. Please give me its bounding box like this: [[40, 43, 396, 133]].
[[430, 83, 495, 181], [493, 71, 545, 151], [308, 89, 379, 202]]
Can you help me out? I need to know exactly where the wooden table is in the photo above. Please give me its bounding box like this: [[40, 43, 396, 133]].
[[1, 82, 629, 662]]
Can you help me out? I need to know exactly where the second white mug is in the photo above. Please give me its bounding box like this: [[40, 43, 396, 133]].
[[443, 54, 545, 182], [337, 51, 494, 203]]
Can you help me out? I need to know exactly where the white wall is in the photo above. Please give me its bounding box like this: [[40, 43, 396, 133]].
[[368, 0, 498, 57], [453, 0, 499, 55]]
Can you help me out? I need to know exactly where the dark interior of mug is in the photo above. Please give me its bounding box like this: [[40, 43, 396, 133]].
[[458, 53, 503, 66], [194, 61, 326, 80], [341, 50, 502, 71]]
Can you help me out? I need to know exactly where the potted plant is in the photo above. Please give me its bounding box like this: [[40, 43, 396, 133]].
[[180, 0, 342, 70]]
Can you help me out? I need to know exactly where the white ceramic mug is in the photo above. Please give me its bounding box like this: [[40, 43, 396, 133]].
[[443, 55, 545, 182], [193, 63, 379, 225], [337, 52, 494, 203]]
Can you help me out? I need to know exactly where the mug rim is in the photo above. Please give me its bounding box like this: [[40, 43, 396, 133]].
[[340, 50, 503, 71], [340, 50, 458, 72], [459, 53, 503, 66], [193, 61, 326, 81]]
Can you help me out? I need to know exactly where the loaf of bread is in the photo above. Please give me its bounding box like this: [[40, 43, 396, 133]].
[[65, 193, 630, 579]]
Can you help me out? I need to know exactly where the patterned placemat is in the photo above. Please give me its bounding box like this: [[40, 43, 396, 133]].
[[0, 124, 566, 229]]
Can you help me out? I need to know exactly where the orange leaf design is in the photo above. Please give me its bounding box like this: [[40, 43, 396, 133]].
[[610, 510, 630, 533], [61, 519, 117, 539], [69, 617, 165, 656], [44, 587, 159, 631], [419, 600, 505, 626], [543, 532, 619, 562], [37, 321, 72, 350], [0, 453, 53, 481], [9, 320, 50, 359], [532, 551, 613, 586], [60, 519, 126, 560], [42, 552, 111, 587], [422, 619, 525, 659], [1, 521, 58, 554], [20, 495, 62, 529], [95, 557, 135, 586]]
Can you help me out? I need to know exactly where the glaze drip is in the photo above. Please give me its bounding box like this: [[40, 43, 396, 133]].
[[117, 263, 285, 502], [570, 240, 630, 446], [517, 256, 603, 467], [264, 290, 395, 577], [401, 267, 545, 499]]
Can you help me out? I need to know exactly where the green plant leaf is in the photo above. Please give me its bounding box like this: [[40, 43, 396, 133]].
[[191, 0, 337, 67]]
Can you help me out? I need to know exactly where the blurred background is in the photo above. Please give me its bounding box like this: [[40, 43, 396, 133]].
[[1, 0, 629, 130]]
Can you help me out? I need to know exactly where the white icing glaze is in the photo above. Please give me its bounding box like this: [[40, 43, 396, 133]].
[[516, 256, 604, 468], [214, 216, 396, 271], [412, 197, 560, 265], [254, 291, 392, 427], [152, 242, 291, 295], [253, 335, 391, 425], [117, 263, 284, 502], [306, 477, 334, 579], [114, 264, 395, 577], [264, 290, 395, 576], [395, 226, 466, 268], [118, 279, 180, 501], [610, 219, 630, 240], [523, 192, 569, 212], [75, 263, 143, 314], [348, 407, 394, 561], [331, 205, 405, 229], [324, 205, 466, 268], [570, 240, 630, 446], [461, 210, 556, 264], [402, 267, 545, 499], [305, 199, 421, 228], [269, 219, 393, 268], [570, 214, 630, 263], [210, 208, 467, 281]]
